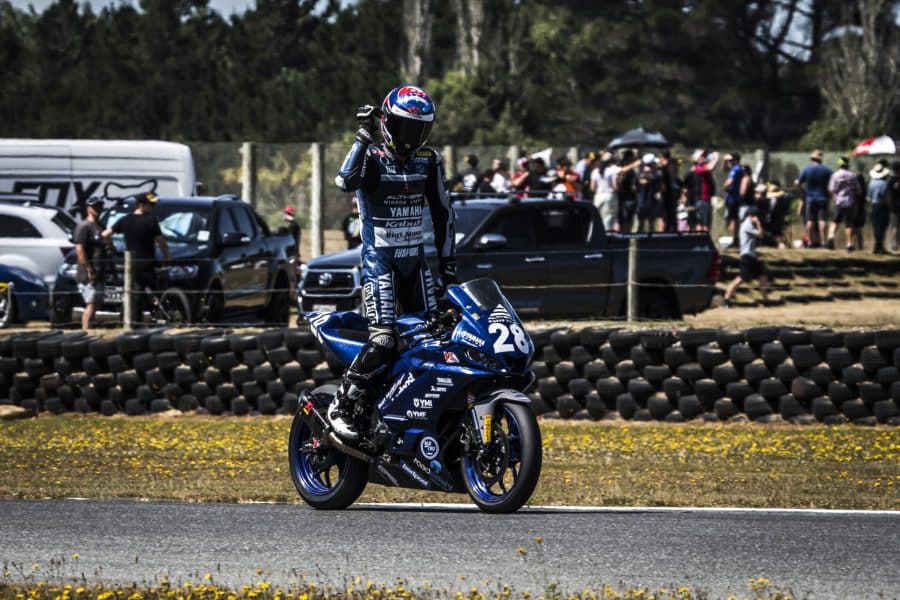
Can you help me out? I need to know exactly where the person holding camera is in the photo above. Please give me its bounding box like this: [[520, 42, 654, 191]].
[[328, 85, 456, 441]]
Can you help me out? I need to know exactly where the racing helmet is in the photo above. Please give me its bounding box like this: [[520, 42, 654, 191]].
[[380, 85, 435, 158]]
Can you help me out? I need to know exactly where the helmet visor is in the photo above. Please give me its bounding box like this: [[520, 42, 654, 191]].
[[384, 112, 433, 152]]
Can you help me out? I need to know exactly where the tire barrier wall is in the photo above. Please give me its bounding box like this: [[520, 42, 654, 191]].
[[0, 326, 898, 424]]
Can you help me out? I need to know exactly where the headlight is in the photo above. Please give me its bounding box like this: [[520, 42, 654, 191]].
[[166, 264, 199, 279], [462, 347, 504, 370]]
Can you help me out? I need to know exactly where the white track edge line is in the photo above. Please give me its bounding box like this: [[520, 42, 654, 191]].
[[54, 498, 900, 515]]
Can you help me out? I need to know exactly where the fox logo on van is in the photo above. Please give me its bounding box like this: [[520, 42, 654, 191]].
[[13, 181, 101, 208]]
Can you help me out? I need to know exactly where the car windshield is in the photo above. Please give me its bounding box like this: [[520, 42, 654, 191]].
[[422, 206, 492, 245], [103, 203, 212, 243]]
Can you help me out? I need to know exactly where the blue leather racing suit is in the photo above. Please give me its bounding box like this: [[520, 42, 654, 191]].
[[335, 140, 455, 327]]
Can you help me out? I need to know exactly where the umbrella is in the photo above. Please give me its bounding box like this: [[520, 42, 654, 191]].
[[608, 127, 670, 150], [852, 135, 896, 156]]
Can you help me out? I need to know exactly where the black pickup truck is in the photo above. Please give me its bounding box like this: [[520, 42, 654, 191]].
[[52, 195, 296, 326], [298, 196, 719, 320]]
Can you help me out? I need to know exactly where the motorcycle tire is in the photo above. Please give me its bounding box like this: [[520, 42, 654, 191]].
[[461, 402, 542, 514], [288, 385, 368, 510]]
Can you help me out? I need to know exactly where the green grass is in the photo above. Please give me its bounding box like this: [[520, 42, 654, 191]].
[[0, 416, 897, 510]]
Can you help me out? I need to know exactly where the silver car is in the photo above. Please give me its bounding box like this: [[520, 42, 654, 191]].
[[0, 197, 76, 287]]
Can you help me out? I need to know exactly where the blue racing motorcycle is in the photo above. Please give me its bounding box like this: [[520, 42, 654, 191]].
[[288, 278, 542, 513]]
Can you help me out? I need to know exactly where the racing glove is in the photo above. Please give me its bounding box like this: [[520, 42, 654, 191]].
[[355, 104, 381, 145], [435, 258, 458, 298]]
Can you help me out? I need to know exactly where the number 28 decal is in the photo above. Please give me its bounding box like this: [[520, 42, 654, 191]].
[[489, 322, 530, 354]]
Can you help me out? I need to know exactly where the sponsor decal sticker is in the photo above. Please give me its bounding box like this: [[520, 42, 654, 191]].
[[443, 351, 459, 364], [413, 398, 433, 409], [406, 409, 427, 419], [483, 415, 492, 443], [458, 331, 486, 346], [420, 435, 439, 460], [401, 461, 429, 487]]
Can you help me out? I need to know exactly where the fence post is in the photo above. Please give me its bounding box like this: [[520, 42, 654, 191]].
[[754, 148, 768, 182], [507, 145, 520, 172], [241, 142, 257, 208], [309, 142, 325, 259], [627, 237, 638, 322], [122, 251, 132, 331], [443, 145, 456, 178]]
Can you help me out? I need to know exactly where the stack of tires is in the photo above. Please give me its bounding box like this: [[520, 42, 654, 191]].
[[527, 326, 900, 425], [1, 325, 898, 424], [0, 328, 339, 417]]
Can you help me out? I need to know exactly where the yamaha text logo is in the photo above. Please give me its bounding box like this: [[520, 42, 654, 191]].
[[419, 436, 439, 460]]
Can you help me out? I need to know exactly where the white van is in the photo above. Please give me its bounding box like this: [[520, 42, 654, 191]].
[[0, 139, 197, 209]]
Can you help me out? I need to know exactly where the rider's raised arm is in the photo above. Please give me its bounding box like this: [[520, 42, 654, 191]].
[[425, 148, 455, 262], [334, 140, 370, 192]]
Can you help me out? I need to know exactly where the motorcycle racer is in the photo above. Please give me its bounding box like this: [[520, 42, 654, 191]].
[[327, 85, 456, 441]]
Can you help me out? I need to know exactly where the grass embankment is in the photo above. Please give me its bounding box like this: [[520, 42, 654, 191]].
[[0, 417, 896, 509], [0, 576, 798, 600]]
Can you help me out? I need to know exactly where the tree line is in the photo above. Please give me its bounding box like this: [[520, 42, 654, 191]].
[[0, 0, 897, 149]]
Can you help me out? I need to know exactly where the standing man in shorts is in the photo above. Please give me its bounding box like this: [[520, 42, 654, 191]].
[[795, 149, 832, 248], [723, 152, 749, 248], [73, 196, 108, 330], [827, 156, 861, 251], [723, 205, 769, 307]]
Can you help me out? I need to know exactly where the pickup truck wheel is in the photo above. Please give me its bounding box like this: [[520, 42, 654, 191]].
[[637, 288, 680, 320]]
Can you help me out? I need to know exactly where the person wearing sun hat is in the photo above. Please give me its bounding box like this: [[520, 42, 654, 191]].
[[868, 160, 891, 254]]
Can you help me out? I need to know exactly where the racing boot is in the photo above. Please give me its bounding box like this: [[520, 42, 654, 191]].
[[327, 379, 365, 441]]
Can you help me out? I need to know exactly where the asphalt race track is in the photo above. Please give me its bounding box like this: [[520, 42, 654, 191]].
[[1, 500, 898, 599]]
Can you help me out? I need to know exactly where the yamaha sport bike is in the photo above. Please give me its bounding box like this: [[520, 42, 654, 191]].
[[288, 278, 542, 513]]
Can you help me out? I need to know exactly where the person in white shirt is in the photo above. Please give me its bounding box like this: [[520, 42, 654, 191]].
[[591, 151, 620, 232]]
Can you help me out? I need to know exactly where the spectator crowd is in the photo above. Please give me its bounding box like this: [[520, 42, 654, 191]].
[[448, 148, 900, 255]]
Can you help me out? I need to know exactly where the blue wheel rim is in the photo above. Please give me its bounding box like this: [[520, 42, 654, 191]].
[[463, 406, 523, 503], [291, 419, 349, 496]]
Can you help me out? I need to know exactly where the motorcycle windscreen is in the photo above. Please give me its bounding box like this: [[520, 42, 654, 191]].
[[448, 278, 511, 314], [448, 278, 535, 368]]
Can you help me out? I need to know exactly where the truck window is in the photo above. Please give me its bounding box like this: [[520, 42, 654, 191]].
[[484, 207, 537, 250], [230, 206, 257, 239], [535, 205, 591, 247], [217, 208, 239, 242], [0, 215, 40, 238]]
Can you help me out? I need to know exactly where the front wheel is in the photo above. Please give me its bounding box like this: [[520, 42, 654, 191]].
[[288, 385, 368, 509], [155, 288, 192, 325], [461, 402, 542, 513]]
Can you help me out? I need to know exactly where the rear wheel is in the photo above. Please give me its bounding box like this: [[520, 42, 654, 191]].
[[461, 402, 542, 514], [288, 385, 368, 509]]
